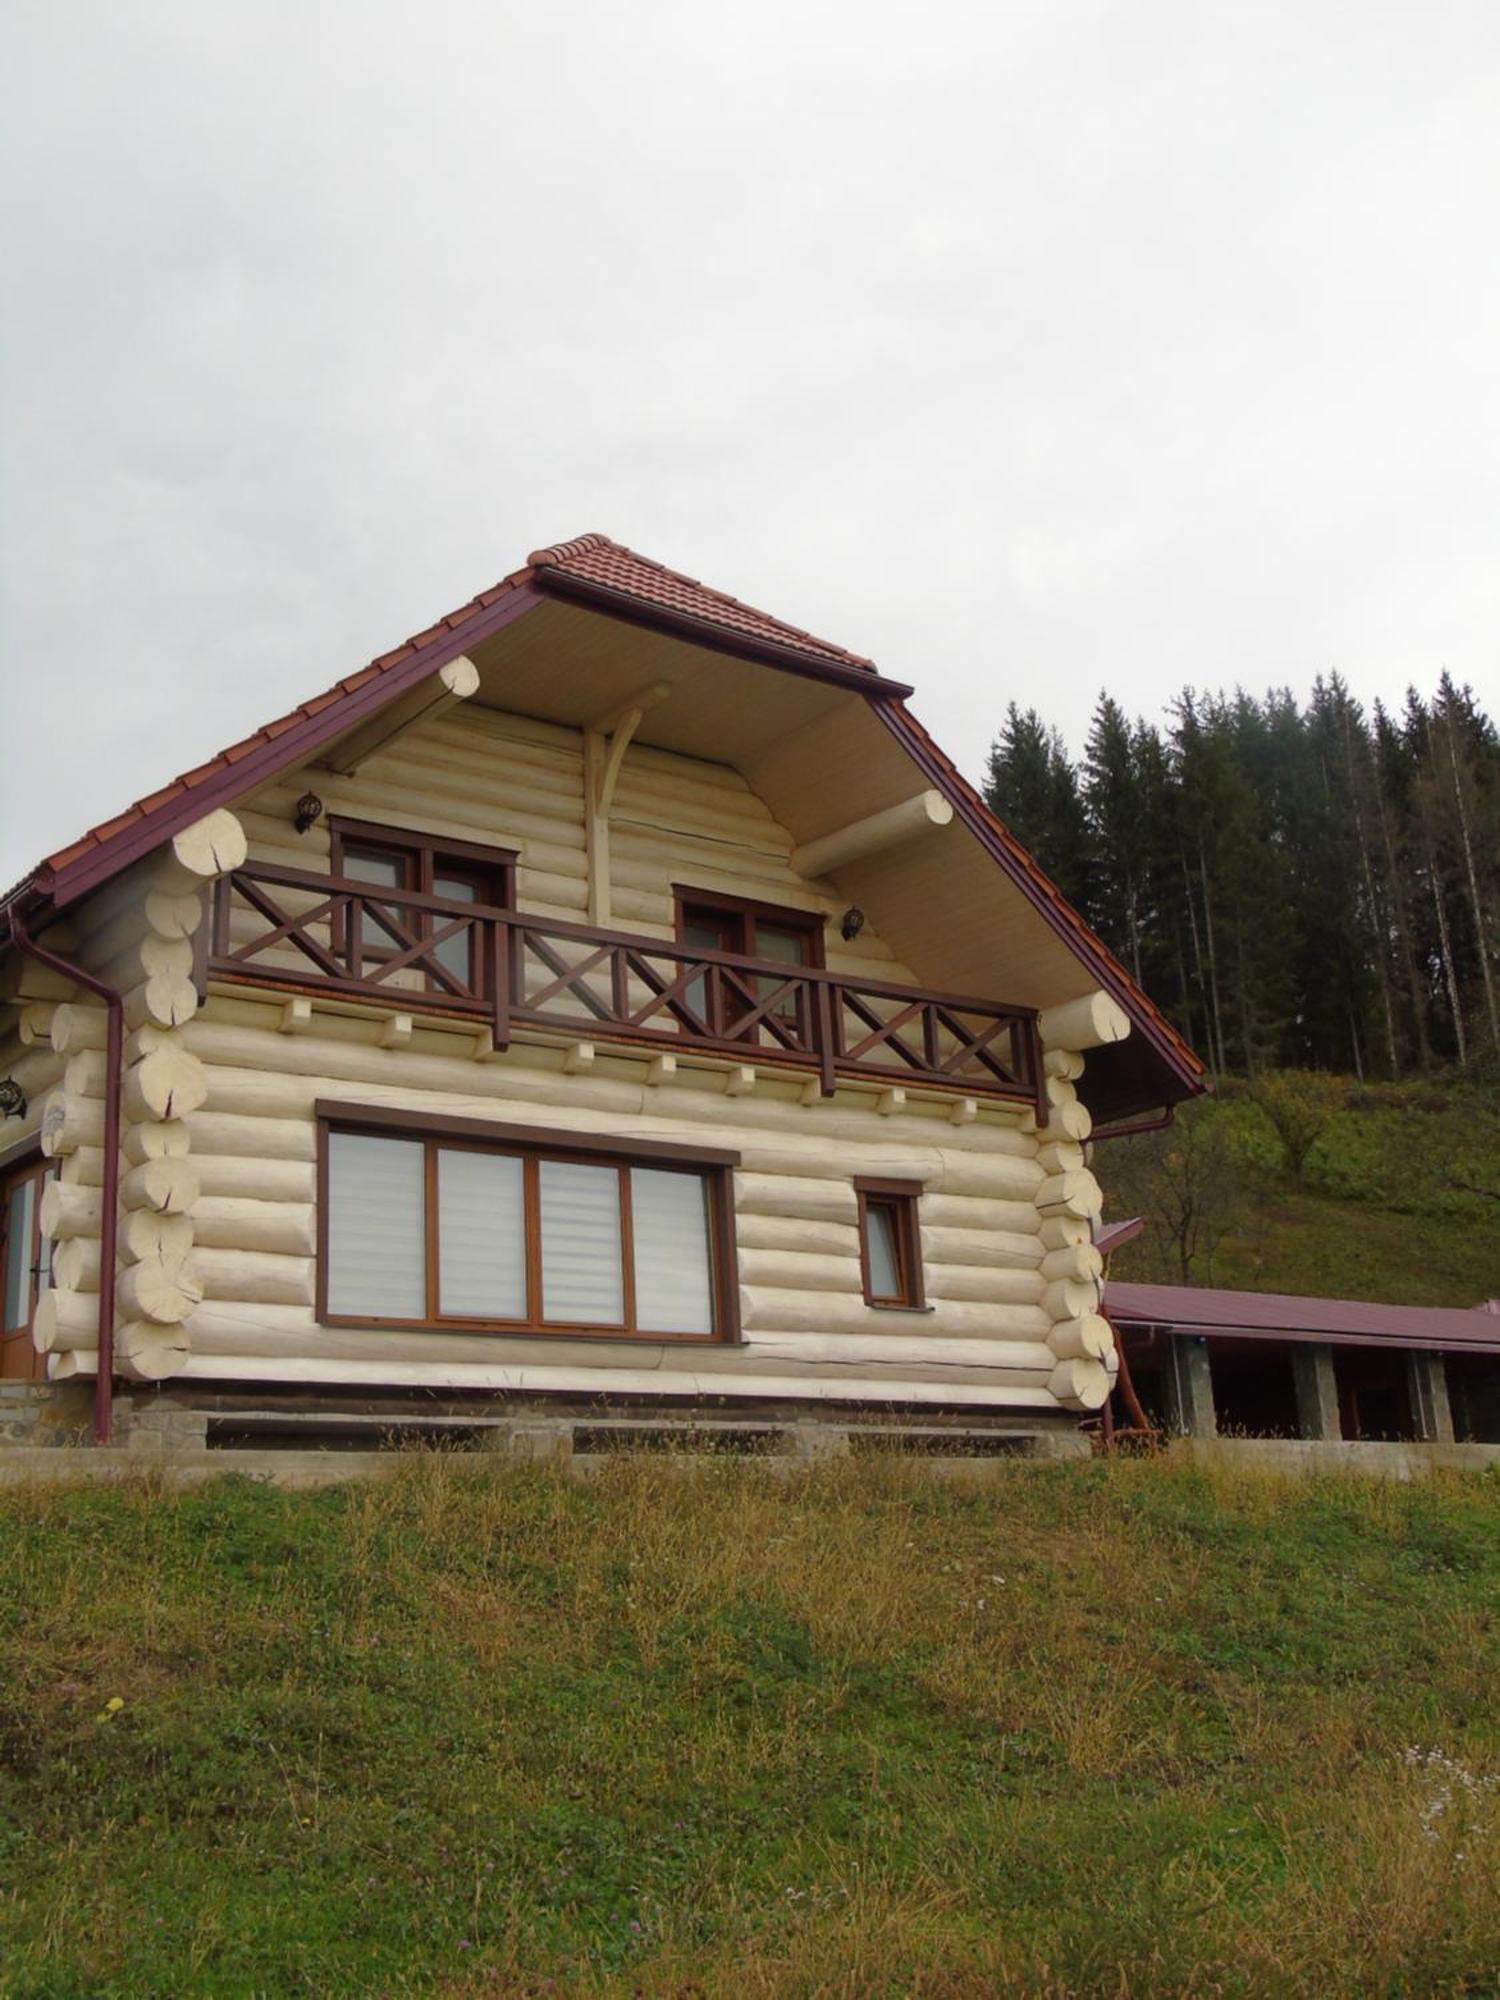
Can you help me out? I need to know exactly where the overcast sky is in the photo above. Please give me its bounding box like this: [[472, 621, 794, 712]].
[[3, 1, 1497, 888]]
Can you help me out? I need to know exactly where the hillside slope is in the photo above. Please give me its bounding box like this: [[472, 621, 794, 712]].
[[1100, 1073, 1500, 1308], [2, 1457, 1497, 1997]]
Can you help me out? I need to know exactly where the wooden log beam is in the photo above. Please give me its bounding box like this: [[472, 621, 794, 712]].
[[319, 655, 481, 775], [118, 1257, 203, 1326], [1047, 1312, 1114, 1361], [1038, 990, 1130, 1053], [155, 811, 248, 896], [1047, 1356, 1111, 1409], [791, 791, 952, 880], [122, 1043, 209, 1123], [120, 1158, 200, 1215], [118, 1321, 192, 1382]]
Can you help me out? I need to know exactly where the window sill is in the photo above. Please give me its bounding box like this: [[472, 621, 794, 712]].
[[864, 1301, 935, 1315], [321, 1317, 735, 1346]]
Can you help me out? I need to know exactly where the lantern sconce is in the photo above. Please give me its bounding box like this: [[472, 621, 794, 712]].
[[293, 792, 325, 835], [840, 908, 866, 942], [0, 1078, 26, 1120]]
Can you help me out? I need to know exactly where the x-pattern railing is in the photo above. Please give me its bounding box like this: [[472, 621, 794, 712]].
[[209, 862, 1044, 1111]]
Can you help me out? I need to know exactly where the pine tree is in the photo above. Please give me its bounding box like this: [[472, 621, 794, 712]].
[[984, 706, 1091, 916]]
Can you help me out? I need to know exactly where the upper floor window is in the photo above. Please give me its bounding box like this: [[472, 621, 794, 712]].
[[317, 1104, 739, 1342], [329, 818, 516, 993], [673, 886, 825, 1041]]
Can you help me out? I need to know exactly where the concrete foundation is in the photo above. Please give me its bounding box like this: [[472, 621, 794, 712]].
[[1173, 1435, 1500, 1479], [1407, 1352, 1457, 1443], [0, 1388, 1093, 1486], [1292, 1344, 1342, 1440], [1165, 1336, 1217, 1437]]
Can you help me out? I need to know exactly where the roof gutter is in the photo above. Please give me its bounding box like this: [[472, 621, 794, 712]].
[[7, 907, 122, 1443]]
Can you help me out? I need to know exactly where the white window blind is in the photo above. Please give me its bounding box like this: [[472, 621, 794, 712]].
[[438, 1148, 525, 1319], [538, 1160, 624, 1324], [326, 1131, 426, 1318], [632, 1168, 713, 1334]]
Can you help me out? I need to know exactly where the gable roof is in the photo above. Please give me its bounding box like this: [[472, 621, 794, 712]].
[[1, 531, 1205, 1113], [529, 534, 876, 671]]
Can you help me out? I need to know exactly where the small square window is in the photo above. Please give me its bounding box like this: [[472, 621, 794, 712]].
[[856, 1180, 924, 1309]]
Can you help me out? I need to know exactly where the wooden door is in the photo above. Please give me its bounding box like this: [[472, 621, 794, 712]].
[[1, 1156, 56, 1381]]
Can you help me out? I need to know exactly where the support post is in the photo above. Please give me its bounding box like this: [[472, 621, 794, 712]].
[[1407, 1351, 1456, 1443], [1165, 1334, 1217, 1438], [1292, 1343, 1342, 1440]]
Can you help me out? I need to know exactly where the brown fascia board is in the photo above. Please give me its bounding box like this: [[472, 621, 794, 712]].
[[27, 584, 549, 913], [1110, 1314, 1500, 1357], [530, 566, 918, 699], [868, 696, 1207, 1111]]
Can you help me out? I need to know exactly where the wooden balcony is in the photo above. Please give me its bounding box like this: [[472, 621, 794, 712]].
[[208, 862, 1045, 1112]]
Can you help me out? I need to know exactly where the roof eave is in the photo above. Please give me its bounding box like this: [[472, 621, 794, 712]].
[[32, 582, 548, 912], [530, 566, 916, 699], [869, 697, 1207, 1116]]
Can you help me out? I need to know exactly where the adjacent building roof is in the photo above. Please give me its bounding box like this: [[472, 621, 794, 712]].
[[1106, 1279, 1500, 1355]]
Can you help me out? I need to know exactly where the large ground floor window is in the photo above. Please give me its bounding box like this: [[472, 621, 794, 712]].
[[317, 1104, 739, 1342]]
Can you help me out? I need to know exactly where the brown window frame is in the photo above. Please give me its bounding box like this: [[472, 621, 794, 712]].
[[1, 1147, 59, 1383], [671, 885, 827, 967], [673, 886, 826, 1044], [327, 818, 518, 993], [855, 1177, 925, 1310], [315, 1102, 741, 1345]]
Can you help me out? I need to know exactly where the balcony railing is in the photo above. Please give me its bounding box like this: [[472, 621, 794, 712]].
[[208, 862, 1044, 1112]]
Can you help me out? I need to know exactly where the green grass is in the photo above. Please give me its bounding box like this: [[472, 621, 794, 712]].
[[1202, 1183, 1498, 1306], [1107, 1073, 1500, 1305], [2, 1455, 1498, 1996]]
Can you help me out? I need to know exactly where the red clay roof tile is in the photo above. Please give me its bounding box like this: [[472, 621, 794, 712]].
[[528, 533, 874, 670]]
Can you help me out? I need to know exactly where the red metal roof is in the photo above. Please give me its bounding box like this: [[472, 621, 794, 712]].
[[1095, 1217, 1147, 1256], [1106, 1279, 1500, 1354], [528, 534, 875, 670]]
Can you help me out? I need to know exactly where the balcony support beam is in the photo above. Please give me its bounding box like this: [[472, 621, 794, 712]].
[[791, 790, 952, 880], [319, 656, 480, 776]]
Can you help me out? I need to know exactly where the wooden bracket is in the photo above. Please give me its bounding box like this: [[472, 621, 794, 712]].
[[584, 681, 673, 925]]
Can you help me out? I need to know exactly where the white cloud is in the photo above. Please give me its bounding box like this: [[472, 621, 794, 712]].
[[3, 0, 1497, 883]]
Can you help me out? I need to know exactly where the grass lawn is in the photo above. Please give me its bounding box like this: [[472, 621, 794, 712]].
[[2, 1453, 1498, 1997]]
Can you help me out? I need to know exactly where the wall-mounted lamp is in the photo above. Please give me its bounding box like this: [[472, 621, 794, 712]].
[[840, 908, 866, 942], [0, 1079, 27, 1120], [294, 792, 325, 835]]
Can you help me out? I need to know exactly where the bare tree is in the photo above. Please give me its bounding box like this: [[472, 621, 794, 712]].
[[1100, 1113, 1243, 1284]]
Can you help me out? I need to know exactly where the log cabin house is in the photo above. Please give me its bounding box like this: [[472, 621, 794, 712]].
[[0, 534, 1207, 1452]]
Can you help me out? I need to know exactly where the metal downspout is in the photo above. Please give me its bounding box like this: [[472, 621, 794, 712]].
[[7, 909, 124, 1444]]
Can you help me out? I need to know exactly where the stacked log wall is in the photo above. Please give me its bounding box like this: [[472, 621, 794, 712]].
[[29, 814, 245, 1382], [9, 707, 1127, 1417], [159, 992, 1062, 1406]]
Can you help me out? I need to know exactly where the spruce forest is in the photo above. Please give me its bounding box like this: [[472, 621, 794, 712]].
[[984, 675, 1500, 1082]]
